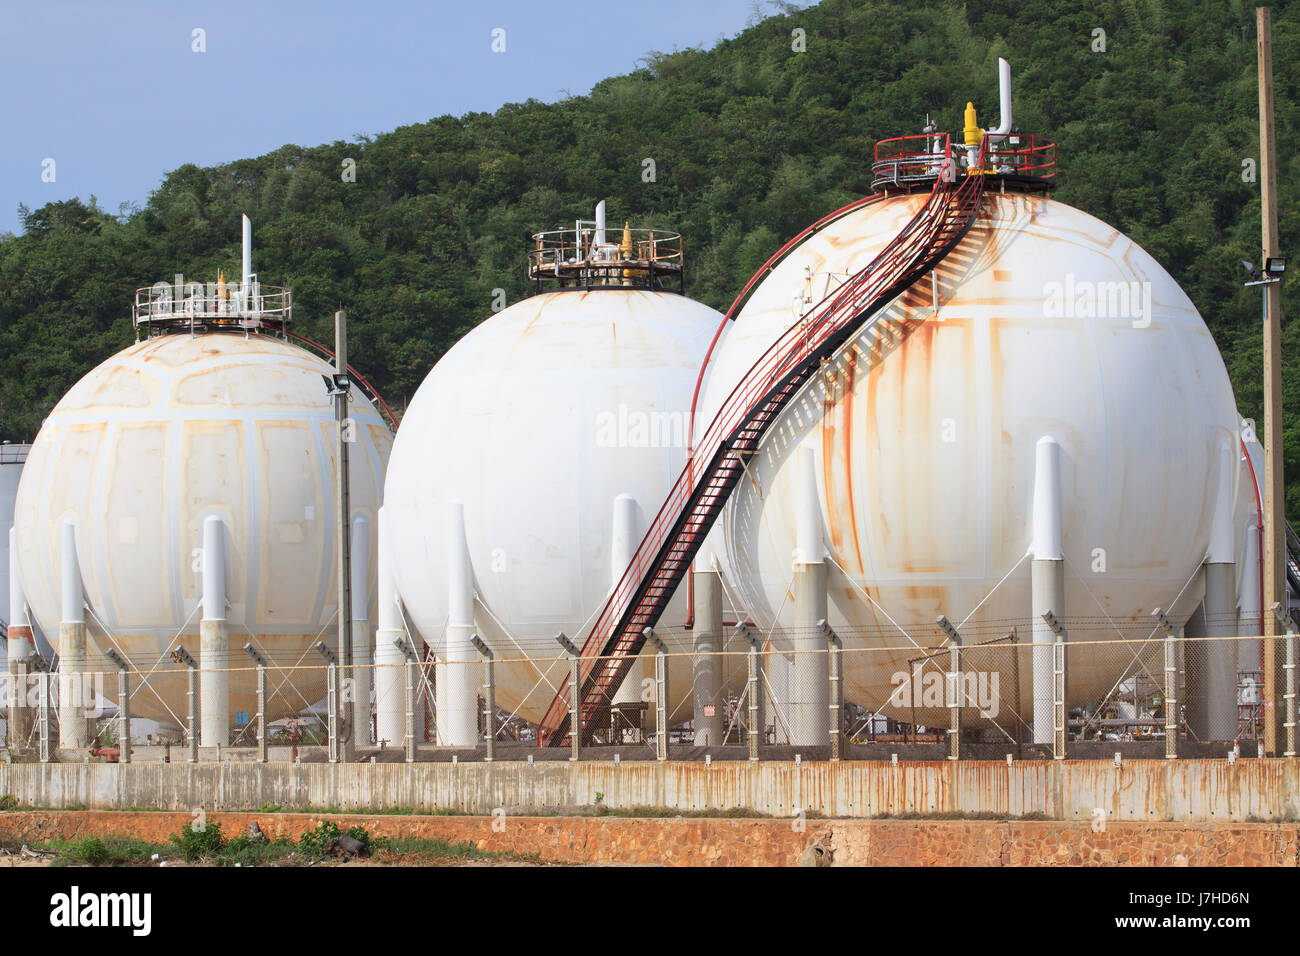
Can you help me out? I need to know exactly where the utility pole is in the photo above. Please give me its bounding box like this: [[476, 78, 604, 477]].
[[333, 310, 355, 762], [1258, 5, 1284, 756]]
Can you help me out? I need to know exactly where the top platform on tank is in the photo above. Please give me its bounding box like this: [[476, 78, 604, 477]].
[[132, 279, 292, 337], [871, 131, 1057, 195], [527, 226, 685, 294]]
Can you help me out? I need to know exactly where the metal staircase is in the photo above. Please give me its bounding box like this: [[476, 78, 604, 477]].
[[538, 135, 988, 746]]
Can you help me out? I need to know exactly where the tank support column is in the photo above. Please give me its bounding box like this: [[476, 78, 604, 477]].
[[374, 507, 417, 749], [199, 515, 229, 748], [437, 502, 479, 748], [791, 446, 829, 747], [350, 515, 372, 749], [610, 496, 644, 736], [691, 551, 723, 747], [8, 528, 35, 749], [1198, 444, 1241, 741], [57, 523, 91, 749], [1030, 437, 1065, 747]]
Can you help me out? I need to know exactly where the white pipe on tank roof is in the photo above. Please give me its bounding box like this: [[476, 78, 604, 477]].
[[595, 200, 607, 250], [241, 215, 253, 292], [991, 58, 1012, 136]]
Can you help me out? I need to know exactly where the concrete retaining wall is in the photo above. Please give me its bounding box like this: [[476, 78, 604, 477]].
[[2, 759, 1298, 823]]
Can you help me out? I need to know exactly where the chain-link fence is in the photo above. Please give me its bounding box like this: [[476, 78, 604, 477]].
[[4, 629, 1297, 762]]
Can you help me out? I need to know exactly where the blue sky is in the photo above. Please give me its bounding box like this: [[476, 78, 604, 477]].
[[0, 0, 791, 234]]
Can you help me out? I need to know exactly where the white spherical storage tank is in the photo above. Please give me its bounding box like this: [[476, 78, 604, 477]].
[[693, 186, 1253, 738], [13, 330, 391, 737], [382, 222, 728, 746]]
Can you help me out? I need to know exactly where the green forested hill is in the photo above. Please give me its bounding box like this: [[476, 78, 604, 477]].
[[2, 0, 1298, 505]]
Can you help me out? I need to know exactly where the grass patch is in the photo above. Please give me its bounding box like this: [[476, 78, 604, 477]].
[[370, 836, 534, 863]]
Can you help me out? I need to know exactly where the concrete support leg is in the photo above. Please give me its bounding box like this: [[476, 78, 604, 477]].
[[1198, 563, 1239, 741], [790, 446, 829, 747], [1030, 437, 1065, 747], [57, 523, 91, 749], [437, 502, 478, 748], [691, 562, 723, 747], [792, 562, 829, 746], [1240, 522, 1263, 677], [1191, 445, 1240, 742], [1032, 560, 1065, 746], [8, 528, 34, 748], [350, 514, 373, 748], [199, 516, 229, 748], [374, 506, 414, 749], [610, 495, 642, 710]]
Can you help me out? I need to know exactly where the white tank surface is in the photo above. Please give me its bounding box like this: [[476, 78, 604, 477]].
[[384, 277, 728, 729], [1, 444, 31, 628], [695, 188, 1250, 719], [13, 332, 391, 726]]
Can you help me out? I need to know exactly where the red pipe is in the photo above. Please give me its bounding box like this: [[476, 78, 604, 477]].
[[284, 330, 400, 430]]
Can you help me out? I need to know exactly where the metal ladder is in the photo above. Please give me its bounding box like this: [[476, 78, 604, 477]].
[[538, 135, 986, 746]]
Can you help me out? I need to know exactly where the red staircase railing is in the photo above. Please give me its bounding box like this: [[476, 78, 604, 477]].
[[538, 134, 987, 746]]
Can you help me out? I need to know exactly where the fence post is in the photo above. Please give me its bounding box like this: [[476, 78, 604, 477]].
[[327, 663, 339, 763], [820, 620, 843, 761], [37, 668, 51, 763], [242, 644, 268, 763], [1154, 609, 1178, 761], [938, 616, 962, 762], [390, 637, 419, 763], [556, 633, 581, 762], [107, 650, 130, 765], [743, 625, 762, 762], [404, 660, 416, 763], [1270, 603, 1298, 758], [1041, 611, 1067, 760], [257, 665, 267, 763], [314, 640, 341, 763], [171, 647, 199, 763], [472, 635, 495, 762], [646, 628, 667, 761]]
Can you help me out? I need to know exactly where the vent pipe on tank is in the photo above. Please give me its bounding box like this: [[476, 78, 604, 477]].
[[990, 58, 1012, 136], [241, 215, 253, 290], [595, 200, 607, 249]]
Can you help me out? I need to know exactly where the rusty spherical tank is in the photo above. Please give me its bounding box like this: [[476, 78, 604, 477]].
[[694, 191, 1250, 724], [13, 333, 391, 727], [384, 289, 729, 724]]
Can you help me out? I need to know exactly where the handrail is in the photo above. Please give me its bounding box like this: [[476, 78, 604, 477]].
[[539, 134, 987, 745]]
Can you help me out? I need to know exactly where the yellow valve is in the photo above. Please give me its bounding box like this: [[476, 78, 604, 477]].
[[620, 222, 638, 281], [963, 101, 981, 148]]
